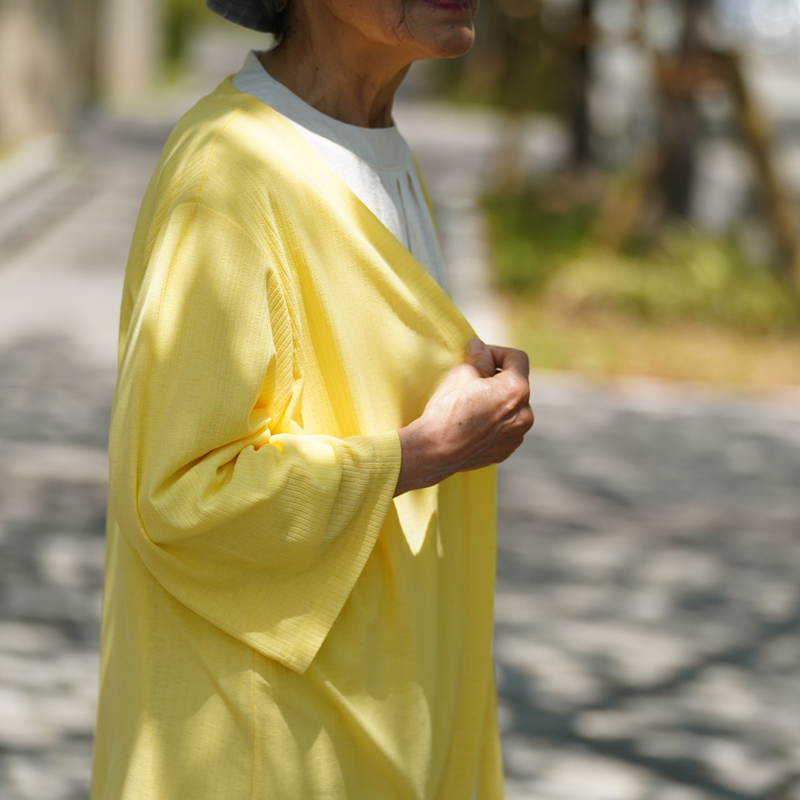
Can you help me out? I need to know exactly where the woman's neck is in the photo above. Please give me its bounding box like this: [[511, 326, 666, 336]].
[[260, 11, 412, 128]]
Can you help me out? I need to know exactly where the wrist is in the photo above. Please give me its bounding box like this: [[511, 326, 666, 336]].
[[395, 419, 448, 496]]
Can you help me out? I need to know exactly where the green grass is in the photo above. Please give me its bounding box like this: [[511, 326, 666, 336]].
[[546, 232, 800, 335], [506, 307, 800, 387], [484, 189, 596, 294], [484, 184, 800, 387]]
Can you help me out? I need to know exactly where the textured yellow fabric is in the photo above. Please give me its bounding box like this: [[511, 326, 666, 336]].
[[91, 78, 503, 800]]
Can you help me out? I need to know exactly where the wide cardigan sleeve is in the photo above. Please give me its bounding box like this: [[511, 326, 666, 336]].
[[110, 200, 402, 674]]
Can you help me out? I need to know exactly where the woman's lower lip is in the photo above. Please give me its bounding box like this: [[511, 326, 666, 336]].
[[421, 0, 471, 11]]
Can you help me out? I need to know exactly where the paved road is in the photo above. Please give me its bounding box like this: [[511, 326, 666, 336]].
[[1, 95, 799, 800], [495, 384, 800, 800], [0, 115, 166, 800]]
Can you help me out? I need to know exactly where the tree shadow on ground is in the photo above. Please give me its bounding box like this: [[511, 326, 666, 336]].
[[495, 401, 800, 799]]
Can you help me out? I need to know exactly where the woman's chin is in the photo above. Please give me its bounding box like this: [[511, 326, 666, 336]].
[[408, 24, 475, 59], [401, 0, 477, 59], [430, 29, 476, 59]]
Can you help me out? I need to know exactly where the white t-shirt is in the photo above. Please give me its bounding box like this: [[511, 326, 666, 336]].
[[233, 51, 448, 291]]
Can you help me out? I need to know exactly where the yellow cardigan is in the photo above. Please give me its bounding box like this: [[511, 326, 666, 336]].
[[91, 78, 503, 800]]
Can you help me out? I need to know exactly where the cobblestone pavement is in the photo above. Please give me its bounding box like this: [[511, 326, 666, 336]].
[[0, 115, 166, 800], [1, 94, 799, 800], [496, 386, 800, 800]]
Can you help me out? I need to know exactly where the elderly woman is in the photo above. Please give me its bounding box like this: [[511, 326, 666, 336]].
[[90, 0, 533, 798]]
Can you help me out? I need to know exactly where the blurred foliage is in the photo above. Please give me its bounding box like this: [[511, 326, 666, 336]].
[[433, 0, 574, 115], [485, 183, 800, 336], [164, 0, 220, 63], [454, 0, 800, 384], [546, 234, 800, 333], [484, 187, 596, 292]]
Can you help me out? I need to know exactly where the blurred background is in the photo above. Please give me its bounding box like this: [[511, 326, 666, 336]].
[[1, 0, 800, 798]]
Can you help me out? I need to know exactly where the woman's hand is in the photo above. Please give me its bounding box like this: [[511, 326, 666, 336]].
[[394, 338, 534, 496]]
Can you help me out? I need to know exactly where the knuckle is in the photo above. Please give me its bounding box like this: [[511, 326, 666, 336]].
[[507, 407, 533, 437], [501, 375, 527, 406], [513, 373, 531, 398], [452, 363, 475, 379], [520, 417, 533, 435]]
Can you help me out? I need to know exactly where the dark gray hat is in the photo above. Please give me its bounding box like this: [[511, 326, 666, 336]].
[[205, 0, 288, 34]]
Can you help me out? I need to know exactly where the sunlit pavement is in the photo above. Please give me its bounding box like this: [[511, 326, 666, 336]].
[[1, 94, 800, 800], [495, 382, 800, 800], [0, 115, 164, 800]]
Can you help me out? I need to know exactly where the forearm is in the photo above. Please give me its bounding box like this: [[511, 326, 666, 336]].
[[394, 419, 452, 496]]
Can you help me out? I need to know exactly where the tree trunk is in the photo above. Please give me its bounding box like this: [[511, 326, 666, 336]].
[[571, 0, 593, 168], [655, 0, 705, 220]]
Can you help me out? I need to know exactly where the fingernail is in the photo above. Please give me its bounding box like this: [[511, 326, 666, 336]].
[[466, 337, 482, 356]]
